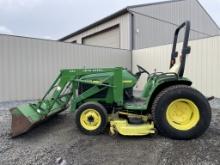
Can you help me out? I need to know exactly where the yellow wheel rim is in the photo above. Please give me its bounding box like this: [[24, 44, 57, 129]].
[[80, 109, 101, 131], [166, 99, 200, 131]]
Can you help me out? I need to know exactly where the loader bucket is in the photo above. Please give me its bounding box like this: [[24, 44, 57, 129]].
[[10, 103, 67, 137], [10, 104, 42, 137]]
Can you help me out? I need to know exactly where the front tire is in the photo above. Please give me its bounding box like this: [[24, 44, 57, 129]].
[[75, 102, 108, 135], [152, 85, 211, 140]]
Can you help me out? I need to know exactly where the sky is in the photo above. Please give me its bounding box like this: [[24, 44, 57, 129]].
[[0, 0, 219, 40]]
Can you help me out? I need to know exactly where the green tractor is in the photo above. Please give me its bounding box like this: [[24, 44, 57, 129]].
[[10, 21, 211, 140]]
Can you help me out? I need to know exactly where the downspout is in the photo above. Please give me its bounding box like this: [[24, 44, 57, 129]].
[[129, 12, 134, 71], [130, 13, 134, 50]]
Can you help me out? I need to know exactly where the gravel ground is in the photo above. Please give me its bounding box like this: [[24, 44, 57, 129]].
[[0, 99, 220, 165]]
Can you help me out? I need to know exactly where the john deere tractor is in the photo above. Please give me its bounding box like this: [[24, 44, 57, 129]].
[[10, 21, 211, 140]]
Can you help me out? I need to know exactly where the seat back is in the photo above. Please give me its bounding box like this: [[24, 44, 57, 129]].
[[169, 55, 181, 74]]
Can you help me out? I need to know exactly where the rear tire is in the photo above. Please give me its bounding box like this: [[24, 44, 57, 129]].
[[75, 102, 108, 135], [152, 85, 211, 140]]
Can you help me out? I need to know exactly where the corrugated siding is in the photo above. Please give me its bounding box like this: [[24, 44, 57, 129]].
[[64, 13, 131, 50], [0, 35, 131, 101], [132, 36, 220, 98], [131, 0, 220, 49]]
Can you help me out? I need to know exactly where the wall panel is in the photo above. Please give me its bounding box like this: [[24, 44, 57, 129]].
[[132, 36, 220, 98], [0, 35, 131, 101]]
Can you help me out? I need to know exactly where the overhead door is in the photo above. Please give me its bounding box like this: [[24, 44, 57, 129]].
[[82, 26, 120, 48]]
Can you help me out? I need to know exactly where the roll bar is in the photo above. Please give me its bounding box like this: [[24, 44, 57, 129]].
[[170, 21, 191, 77]]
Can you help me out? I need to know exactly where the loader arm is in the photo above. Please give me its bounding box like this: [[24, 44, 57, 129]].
[[10, 67, 124, 137]]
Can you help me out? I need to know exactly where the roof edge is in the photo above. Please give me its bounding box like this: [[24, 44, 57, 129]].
[[195, 0, 220, 30], [59, 0, 184, 41], [127, 0, 184, 9], [59, 7, 129, 41], [59, 0, 219, 41]]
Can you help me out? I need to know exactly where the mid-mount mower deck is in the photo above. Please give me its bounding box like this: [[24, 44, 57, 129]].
[[10, 21, 211, 140]]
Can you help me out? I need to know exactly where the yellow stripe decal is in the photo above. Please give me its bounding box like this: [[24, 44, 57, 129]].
[[123, 80, 132, 84]]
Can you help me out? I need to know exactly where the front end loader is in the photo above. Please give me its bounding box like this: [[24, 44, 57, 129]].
[[10, 21, 211, 140]]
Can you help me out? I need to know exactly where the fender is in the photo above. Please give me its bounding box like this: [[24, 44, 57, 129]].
[[141, 73, 192, 112]]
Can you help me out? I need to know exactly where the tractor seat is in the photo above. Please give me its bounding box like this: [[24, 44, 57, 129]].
[[169, 55, 181, 74]]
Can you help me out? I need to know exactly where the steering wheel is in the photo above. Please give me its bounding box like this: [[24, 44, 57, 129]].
[[136, 65, 150, 76]]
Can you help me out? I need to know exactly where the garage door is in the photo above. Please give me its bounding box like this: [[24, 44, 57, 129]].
[[82, 26, 120, 48]]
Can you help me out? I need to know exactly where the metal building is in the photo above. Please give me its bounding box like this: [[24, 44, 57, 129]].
[[60, 0, 220, 50], [1, 0, 220, 101]]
